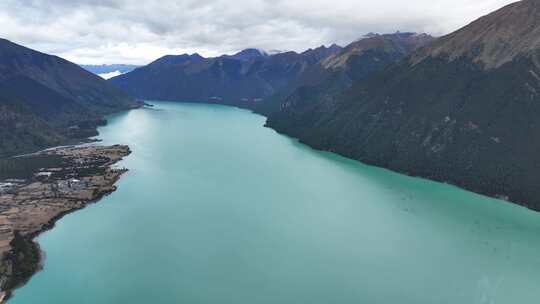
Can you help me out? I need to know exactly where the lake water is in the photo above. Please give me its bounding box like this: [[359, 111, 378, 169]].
[[10, 101, 540, 304]]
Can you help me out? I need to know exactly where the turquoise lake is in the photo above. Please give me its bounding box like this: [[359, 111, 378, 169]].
[[10, 101, 540, 303]]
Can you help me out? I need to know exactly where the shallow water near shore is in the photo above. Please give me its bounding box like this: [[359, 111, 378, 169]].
[[10, 101, 540, 304]]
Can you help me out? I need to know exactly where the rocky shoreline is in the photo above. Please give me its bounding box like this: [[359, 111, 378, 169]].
[[0, 144, 131, 302]]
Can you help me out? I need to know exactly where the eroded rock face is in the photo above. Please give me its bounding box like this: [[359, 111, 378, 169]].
[[0, 145, 130, 301], [411, 0, 540, 69]]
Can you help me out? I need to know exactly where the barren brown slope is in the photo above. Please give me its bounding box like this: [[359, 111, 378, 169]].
[[411, 0, 540, 69]]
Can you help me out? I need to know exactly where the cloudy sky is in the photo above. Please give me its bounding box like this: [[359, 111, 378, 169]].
[[0, 0, 515, 65]]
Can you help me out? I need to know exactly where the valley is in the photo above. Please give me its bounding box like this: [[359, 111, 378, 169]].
[[1, 1, 540, 303]]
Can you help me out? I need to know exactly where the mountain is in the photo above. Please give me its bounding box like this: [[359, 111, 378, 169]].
[[256, 32, 434, 115], [0, 96, 64, 156], [265, 0, 540, 210], [222, 48, 268, 61], [0, 38, 137, 156], [81, 64, 141, 79], [108, 46, 343, 108]]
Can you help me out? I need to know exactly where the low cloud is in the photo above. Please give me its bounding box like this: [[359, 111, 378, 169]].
[[0, 0, 515, 64]]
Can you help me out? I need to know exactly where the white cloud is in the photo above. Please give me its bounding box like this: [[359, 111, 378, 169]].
[[0, 0, 517, 64], [98, 70, 123, 79]]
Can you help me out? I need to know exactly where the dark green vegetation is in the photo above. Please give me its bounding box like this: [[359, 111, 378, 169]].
[[0, 38, 138, 157], [0, 155, 64, 180], [266, 0, 540, 211], [0, 153, 110, 181], [0, 100, 64, 157], [0, 232, 41, 300]]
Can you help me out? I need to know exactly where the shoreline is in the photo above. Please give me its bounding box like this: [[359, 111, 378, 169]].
[[0, 144, 131, 303], [146, 100, 538, 212]]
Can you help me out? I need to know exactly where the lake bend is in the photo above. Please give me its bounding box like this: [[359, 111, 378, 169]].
[[9, 101, 540, 304]]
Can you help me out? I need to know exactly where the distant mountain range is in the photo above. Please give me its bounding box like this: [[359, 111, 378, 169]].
[[265, 0, 540, 210], [256, 32, 434, 115], [81, 64, 141, 79], [108, 45, 344, 107], [0, 39, 138, 156], [108, 33, 433, 110]]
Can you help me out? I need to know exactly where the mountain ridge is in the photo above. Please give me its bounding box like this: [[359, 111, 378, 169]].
[[411, 0, 540, 69], [256, 32, 434, 116], [0, 38, 138, 156], [108, 44, 344, 107], [264, 0, 540, 210]]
